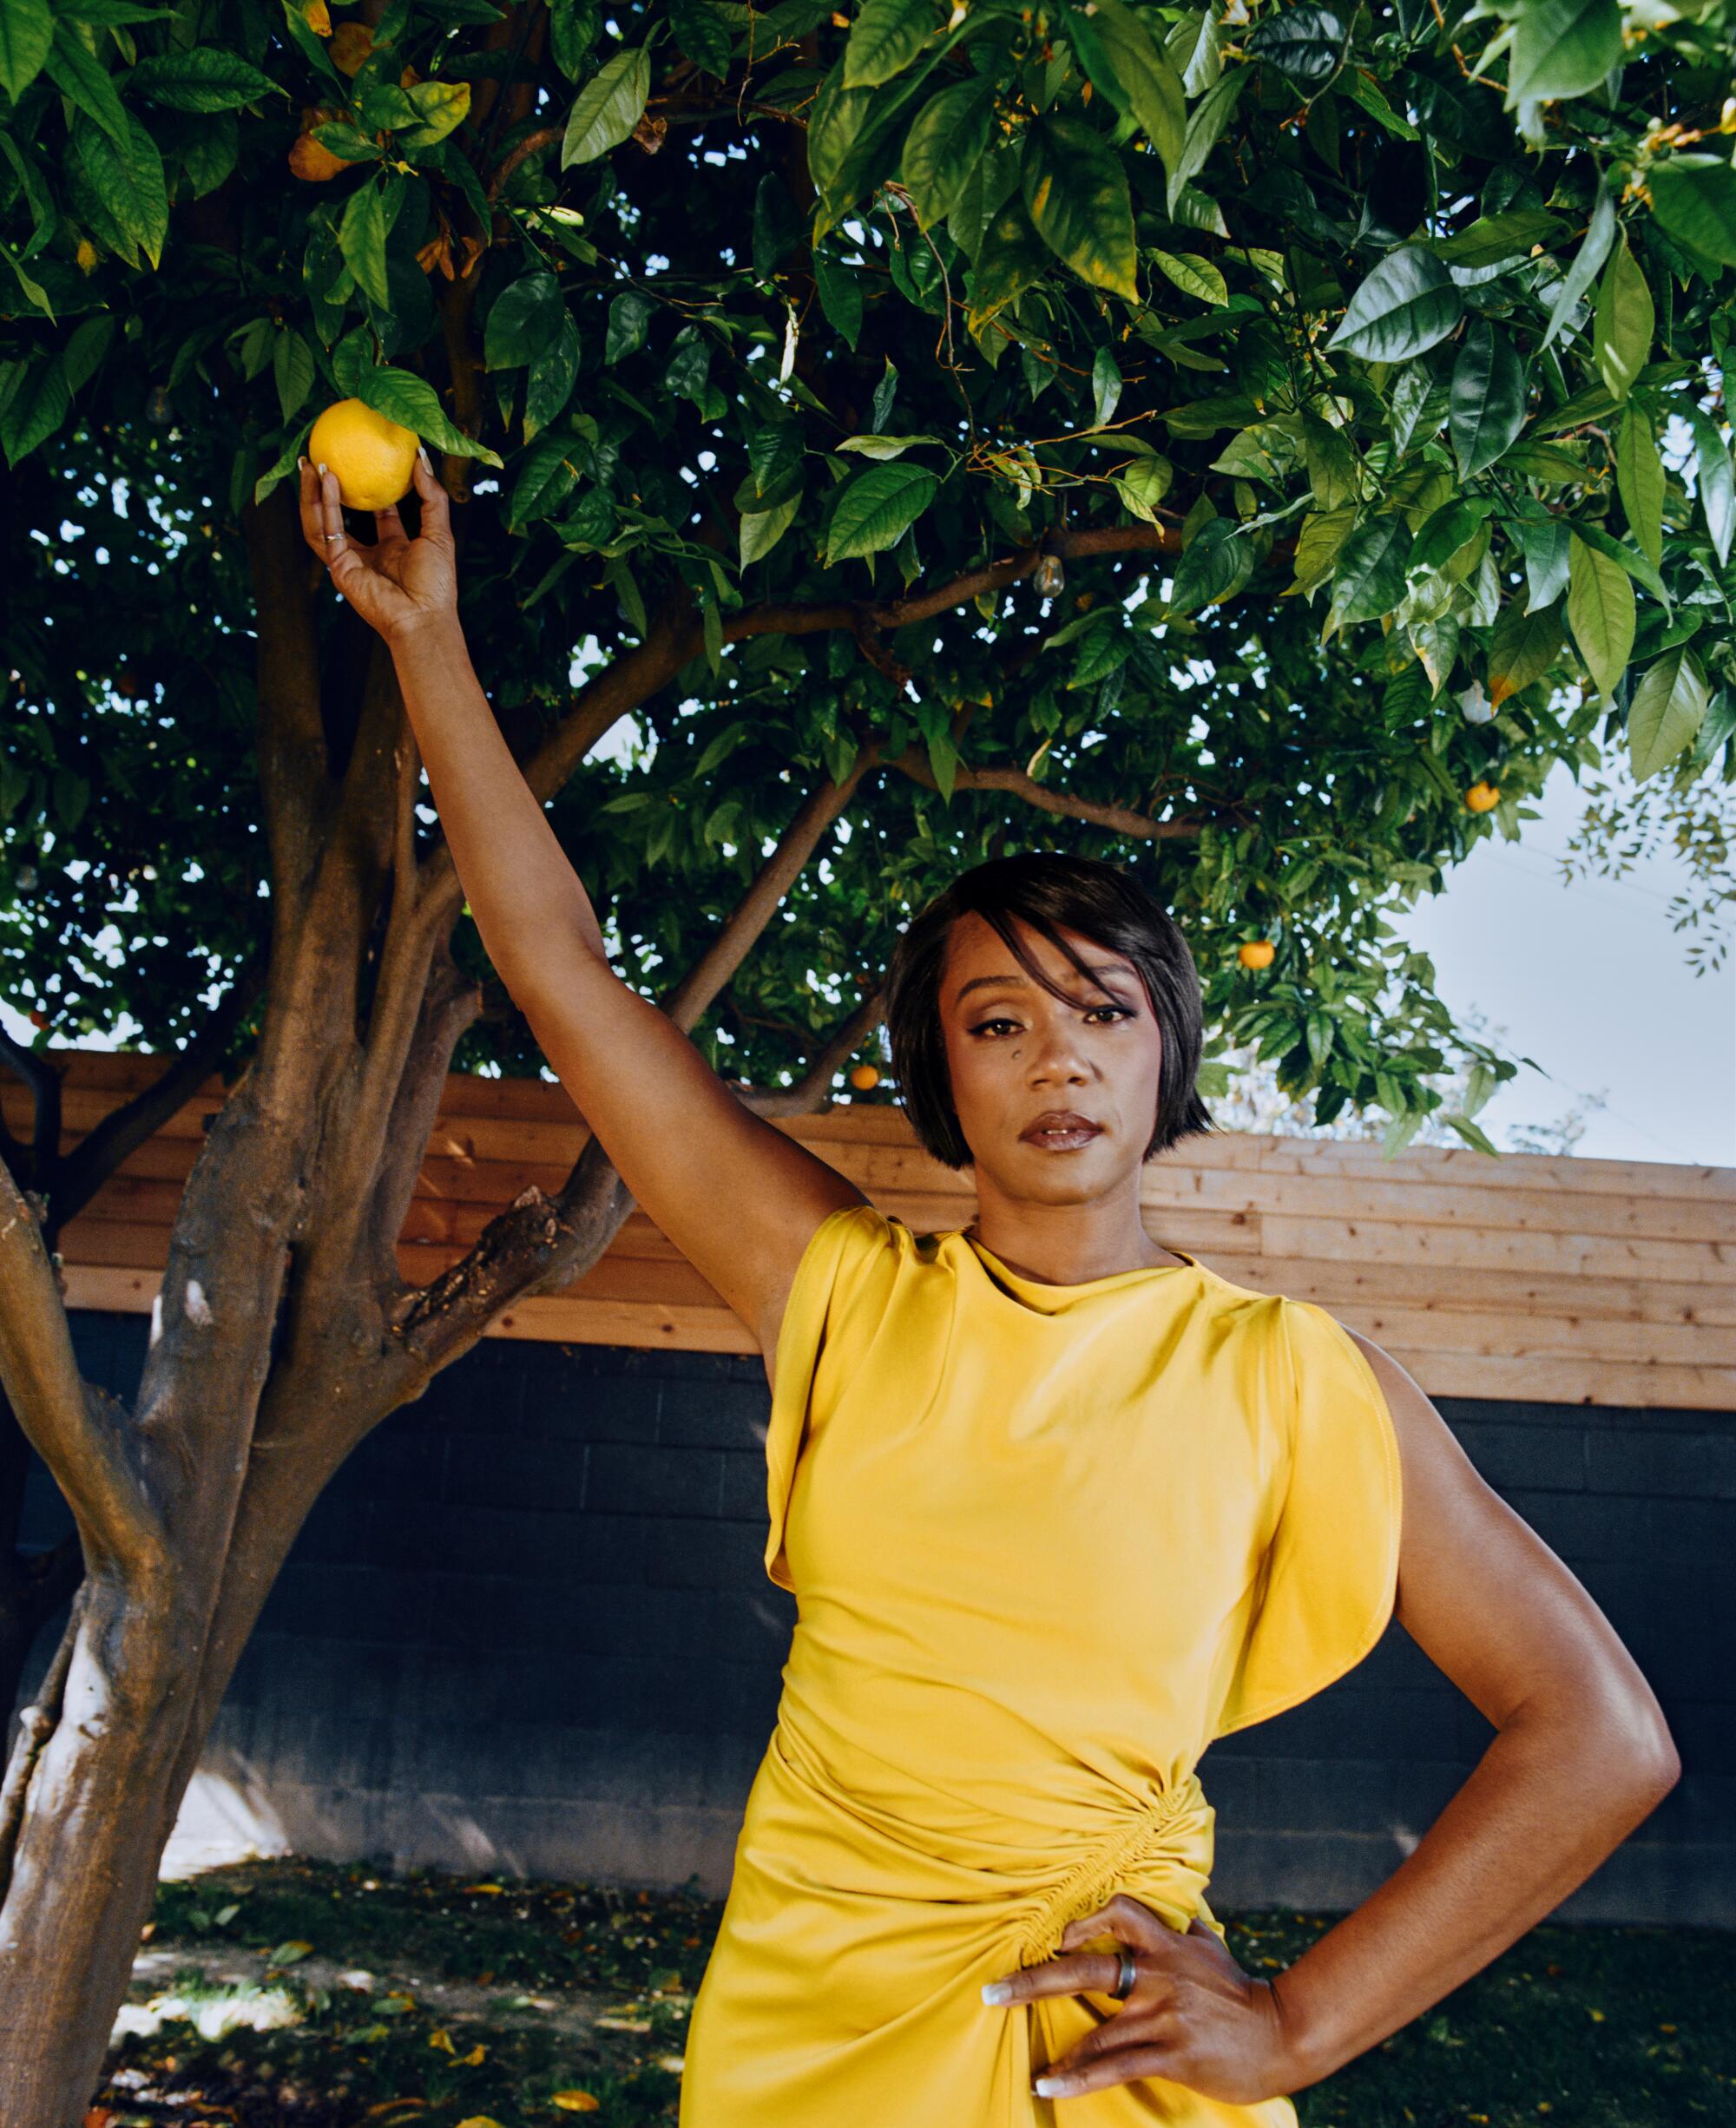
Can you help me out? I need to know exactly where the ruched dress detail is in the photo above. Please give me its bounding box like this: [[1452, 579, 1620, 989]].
[[679, 1204, 1403, 2125]]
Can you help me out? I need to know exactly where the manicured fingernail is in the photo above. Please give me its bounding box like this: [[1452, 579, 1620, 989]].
[[418, 443, 431, 470], [1035, 2076, 1070, 2097], [317, 461, 327, 476], [982, 1981, 1012, 2005], [297, 455, 306, 471]]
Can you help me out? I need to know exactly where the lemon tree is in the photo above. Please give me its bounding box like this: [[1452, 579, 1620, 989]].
[[0, 0, 1733, 2107]]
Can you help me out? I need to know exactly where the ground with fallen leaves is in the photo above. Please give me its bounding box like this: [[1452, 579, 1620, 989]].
[[85, 1856, 1731, 2126]]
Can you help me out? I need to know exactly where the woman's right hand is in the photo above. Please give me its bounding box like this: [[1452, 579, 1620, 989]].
[[298, 447, 458, 643]]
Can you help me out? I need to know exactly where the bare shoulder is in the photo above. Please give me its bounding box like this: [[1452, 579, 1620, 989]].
[[1338, 1323, 1674, 1759]]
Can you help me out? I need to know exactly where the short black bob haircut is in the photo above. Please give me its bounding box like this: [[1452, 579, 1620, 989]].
[[883, 852, 1218, 1171]]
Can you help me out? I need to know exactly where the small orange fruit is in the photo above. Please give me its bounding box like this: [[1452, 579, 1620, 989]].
[[307, 397, 421, 510], [1465, 780, 1500, 812], [849, 1063, 881, 1090], [1237, 940, 1275, 969]]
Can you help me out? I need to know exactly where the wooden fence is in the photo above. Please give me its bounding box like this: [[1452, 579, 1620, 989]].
[[11, 1049, 1734, 1410]]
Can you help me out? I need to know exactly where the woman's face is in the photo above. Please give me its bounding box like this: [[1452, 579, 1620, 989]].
[[937, 910, 1163, 1199]]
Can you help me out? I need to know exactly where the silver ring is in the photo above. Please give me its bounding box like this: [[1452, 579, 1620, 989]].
[[321, 531, 342, 541], [1111, 1948, 1137, 2000]]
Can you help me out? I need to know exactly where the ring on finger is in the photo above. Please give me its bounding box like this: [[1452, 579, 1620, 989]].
[[1110, 1949, 1138, 2000]]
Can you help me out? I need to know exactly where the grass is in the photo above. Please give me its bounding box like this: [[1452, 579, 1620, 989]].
[[91, 1857, 1733, 2126]]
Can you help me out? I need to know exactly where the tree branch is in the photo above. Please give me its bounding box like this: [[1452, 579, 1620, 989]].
[[657, 750, 881, 1033], [0, 1164, 162, 1574], [730, 984, 886, 1116], [883, 742, 1206, 840], [49, 962, 266, 1246], [0, 1026, 61, 1199]]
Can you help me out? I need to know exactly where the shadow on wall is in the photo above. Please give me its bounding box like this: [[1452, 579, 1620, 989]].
[[10, 1315, 1733, 1920]]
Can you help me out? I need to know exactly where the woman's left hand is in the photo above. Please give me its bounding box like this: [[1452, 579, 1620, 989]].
[[982, 1895, 1299, 2106]]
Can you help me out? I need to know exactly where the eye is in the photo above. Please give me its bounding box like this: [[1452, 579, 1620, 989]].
[[967, 1005, 1135, 1037]]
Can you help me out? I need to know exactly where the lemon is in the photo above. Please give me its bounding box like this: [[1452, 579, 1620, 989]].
[[307, 397, 420, 511], [1464, 779, 1500, 812], [1237, 939, 1275, 969], [849, 1062, 881, 1090]]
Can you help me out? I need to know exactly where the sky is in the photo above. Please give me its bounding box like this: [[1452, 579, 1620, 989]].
[[1391, 758, 1734, 1168]]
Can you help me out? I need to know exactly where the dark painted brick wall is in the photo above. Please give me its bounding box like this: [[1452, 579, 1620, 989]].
[[15, 1312, 1733, 1921]]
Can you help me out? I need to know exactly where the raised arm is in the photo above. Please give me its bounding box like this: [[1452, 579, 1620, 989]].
[[297, 450, 867, 1367]]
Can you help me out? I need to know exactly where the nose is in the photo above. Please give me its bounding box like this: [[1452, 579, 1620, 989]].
[[1027, 1015, 1092, 1088]]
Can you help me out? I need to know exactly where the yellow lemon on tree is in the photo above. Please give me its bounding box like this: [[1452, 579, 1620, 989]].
[[849, 1062, 881, 1090], [1465, 779, 1500, 812], [307, 398, 420, 511], [1237, 939, 1275, 969]]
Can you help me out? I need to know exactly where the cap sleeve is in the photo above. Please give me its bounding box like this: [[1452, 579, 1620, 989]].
[[764, 1200, 899, 1593], [1213, 1297, 1404, 1737]]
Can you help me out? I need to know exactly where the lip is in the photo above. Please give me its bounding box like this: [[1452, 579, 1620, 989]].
[[1020, 1112, 1104, 1146]]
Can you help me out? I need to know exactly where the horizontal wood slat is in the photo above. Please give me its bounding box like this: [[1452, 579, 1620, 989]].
[[16, 1049, 1736, 1410]]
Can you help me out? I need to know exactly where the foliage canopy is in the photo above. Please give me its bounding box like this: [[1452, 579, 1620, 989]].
[[2, 0, 1733, 1149]]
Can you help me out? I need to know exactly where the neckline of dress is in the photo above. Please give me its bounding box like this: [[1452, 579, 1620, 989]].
[[957, 1228, 1203, 1301]]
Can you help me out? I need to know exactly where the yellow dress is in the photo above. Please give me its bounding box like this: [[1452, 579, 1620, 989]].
[[680, 1205, 1403, 2125]]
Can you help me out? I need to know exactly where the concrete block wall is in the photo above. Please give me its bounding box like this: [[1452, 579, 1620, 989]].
[[16, 1313, 1733, 1922]]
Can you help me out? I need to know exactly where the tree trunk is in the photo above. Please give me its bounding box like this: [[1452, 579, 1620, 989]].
[[0, 470, 872, 2122]]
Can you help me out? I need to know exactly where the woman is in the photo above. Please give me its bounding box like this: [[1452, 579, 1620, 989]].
[[299, 451, 1680, 2125]]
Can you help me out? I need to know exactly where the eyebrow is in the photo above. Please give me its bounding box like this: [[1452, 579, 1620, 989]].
[[952, 964, 1137, 1004]]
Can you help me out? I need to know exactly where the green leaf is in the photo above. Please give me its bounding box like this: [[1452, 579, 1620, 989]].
[[966, 190, 1049, 328], [1591, 235, 1652, 404], [1487, 598, 1563, 704], [485, 273, 566, 370], [0, 0, 52, 102], [1021, 113, 1136, 299], [1165, 65, 1247, 214], [1569, 517, 1667, 608], [1244, 3, 1350, 94], [127, 44, 285, 112], [836, 432, 943, 457], [338, 182, 391, 311], [1614, 404, 1664, 569], [359, 367, 505, 465], [1428, 210, 1564, 267], [1148, 249, 1226, 305], [1113, 453, 1174, 522], [1538, 183, 1615, 355], [45, 23, 130, 147], [1288, 504, 1356, 598], [901, 76, 993, 229], [1566, 530, 1634, 700], [740, 490, 801, 567], [844, 0, 936, 88], [1299, 410, 1358, 509], [1327, 246, 1463, 362], [668, 0, 733, 75], [823, 461, 938, 564], [605, 288, 654, 364], [0, 353, 69, 465], [1340, 67, 1417, 138], [560, 44, 651, 166], [1628, 645, 1708, 781], [1091, 345, 1122, 428], [1648, 155, 1736, 269], [1684, 402, 1734, 568], [1518, 516, 1571, 612], [1071, 0, 1186, 171], [66, 111, 168, 272], [1506, 0, 1621, 106], [1449, 319, 1528, 481], [1167, 516, 1253, 614], [399, 80, 475, 150], [812, 248, 865, 348], [1326, 513, 1413, 630]]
